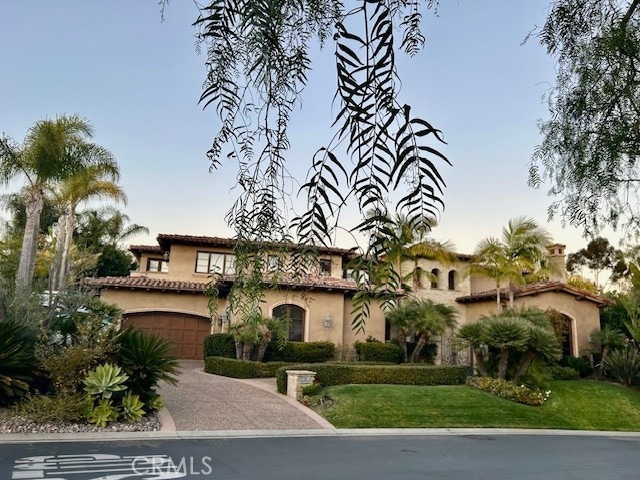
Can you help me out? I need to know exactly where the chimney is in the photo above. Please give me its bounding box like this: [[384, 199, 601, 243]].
[[548, 243, 567, 283]]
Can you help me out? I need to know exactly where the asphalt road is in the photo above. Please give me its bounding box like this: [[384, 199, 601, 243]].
[[1, 433, 639, 479]]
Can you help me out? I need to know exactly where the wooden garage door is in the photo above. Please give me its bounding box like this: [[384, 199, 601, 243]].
[[122, 312, 211, 360]]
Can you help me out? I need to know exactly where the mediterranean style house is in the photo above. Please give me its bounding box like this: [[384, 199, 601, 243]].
[[84, 235, 610, 360]]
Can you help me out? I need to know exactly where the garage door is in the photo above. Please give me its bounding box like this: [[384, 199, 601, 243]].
[[122, 312, 212, 360]]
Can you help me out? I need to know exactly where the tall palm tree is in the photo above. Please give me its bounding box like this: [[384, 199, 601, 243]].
[[50, 158, 126, 291], [472, 217, 552, 311], [0, 115, 97, 288], [379, 213, 457, 293]]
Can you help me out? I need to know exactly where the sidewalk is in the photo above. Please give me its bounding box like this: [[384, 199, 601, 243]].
[[157, 360, 333, 431]]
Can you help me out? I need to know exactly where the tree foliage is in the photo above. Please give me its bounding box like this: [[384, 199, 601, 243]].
[[191, 0, 449, 331], [529, 0, 640, 237], [566, 236, 627, 289]]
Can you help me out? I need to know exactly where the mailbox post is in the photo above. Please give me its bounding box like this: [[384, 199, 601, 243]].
[[285, 370, 317, 400]]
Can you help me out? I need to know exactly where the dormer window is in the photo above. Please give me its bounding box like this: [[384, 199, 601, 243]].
[[147, 258, 169, 273], [196, 252, 236, 274], [319, 259, 332, 276]]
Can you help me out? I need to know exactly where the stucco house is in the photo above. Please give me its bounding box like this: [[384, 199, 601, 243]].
[[85, 235, 610, 360]]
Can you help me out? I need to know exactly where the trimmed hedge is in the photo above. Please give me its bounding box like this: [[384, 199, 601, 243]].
[[548, 365, 580, 381], [276, 363, 467, 394], [204, 334, 235, 359], [355, 341, 403, 364], [263, 341, 335, 363], [205, 356, 290, 379]]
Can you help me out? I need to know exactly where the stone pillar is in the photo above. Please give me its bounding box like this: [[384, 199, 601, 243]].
[[548, 243, 567, 283], [285, 370, 316, 400]]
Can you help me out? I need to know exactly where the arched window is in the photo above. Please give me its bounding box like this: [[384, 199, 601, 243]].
[[448, 270, 458, 290], [272, 304, 305, 342], [430, 269, 440, 289]]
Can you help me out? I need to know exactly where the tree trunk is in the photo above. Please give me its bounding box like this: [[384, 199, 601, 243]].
[[50, 211, 68, 292], [508, 283, 515, 309], [512, 350, 537, 383], [398, 329, 408, 363], [472, 347, 489, 377], [234, 341, 243, 360], [599, 345, 609, 377], [242, 342, 253, 361], [56, 209, 75, 290], [495, 283, 501, 312], [410, 333, 429, 363], [497, 347, 510, 379], [256, 332, 272, 362], [16, 188, 44, 289]]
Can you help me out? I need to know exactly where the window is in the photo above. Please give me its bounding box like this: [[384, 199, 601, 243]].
[[147, 258, 168, 273], [448, 270, 458, 290], [430, 268, 440, 289], [272, 304, 305, 342], [195, 252, 236, 274], [319, 258, 332, 276], [267, 255, 280, 272]]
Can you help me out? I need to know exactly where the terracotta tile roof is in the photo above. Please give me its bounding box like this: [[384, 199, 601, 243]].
[[455, 281, 613, 307], [155, 234, 357, 256], [84, 273, 358, 294], [219, 273, 358, 292], [83, 276, 206, 293], [129, 245, 162, 257]]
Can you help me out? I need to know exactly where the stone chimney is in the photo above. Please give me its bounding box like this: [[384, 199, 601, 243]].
[[548, 243, 567, 283]]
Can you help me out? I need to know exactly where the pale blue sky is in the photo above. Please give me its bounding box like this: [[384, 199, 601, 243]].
[[0, 1, 610, 255]]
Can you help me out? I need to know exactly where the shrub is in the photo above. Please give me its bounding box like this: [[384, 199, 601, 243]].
[[204, 334, 235, 359], [603, 348, 640, 386], [263, 341, 335, 363], [39, 344, 108, 395], [560, 355, 592, 378], [466, 376, 550, 406], [0, 319, 37, 405], [115, 328, 180, 403], [301, 383, 322, 396], [11, 392, 92, 423], [276, 363, 467, 394], [548, 365, 580, 380], [355, 341, 402, 364], [205, 356, 290, 379]]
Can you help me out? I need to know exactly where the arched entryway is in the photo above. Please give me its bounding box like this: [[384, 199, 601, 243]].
[[122, 311, 212, 359], [547, 309, 575, 357]]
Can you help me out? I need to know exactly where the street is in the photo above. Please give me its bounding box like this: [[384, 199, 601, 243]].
[[1, 433, 639, 479]]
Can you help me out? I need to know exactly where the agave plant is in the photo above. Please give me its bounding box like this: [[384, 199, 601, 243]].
[[120, 392, 145, 423], [115, 328, 180, 403], [86, 398, 118, 428], [0, 319, 37, 405], [83, 363, 128, 400]]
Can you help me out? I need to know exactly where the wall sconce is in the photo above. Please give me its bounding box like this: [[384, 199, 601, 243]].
[[323, 314, 332, 328], [163, 251, 170, 262], [218, 311, 229, 326]]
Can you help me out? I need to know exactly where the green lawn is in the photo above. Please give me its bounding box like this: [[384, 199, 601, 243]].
[[318, 380, 640, 431]]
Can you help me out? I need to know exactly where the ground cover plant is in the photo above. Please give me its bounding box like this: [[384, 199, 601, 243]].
[[316, 381, 640, 430]]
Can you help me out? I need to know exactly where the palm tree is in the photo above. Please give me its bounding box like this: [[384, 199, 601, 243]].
[[50, 158, 126, 292], [410, 300, 457, 363], [76, 207, 148, 248], [386, 297, 457, 363], [472, 217, 552, 311], [0, 115, 99, 288], [590, 326, 626, 376], [378, 213, 457, 293]]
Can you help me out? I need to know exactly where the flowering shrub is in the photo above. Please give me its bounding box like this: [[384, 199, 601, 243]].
[[467, 376, 551, 406]]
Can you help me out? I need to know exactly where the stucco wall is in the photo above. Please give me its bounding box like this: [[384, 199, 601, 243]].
[[461, 292, 601, 355]]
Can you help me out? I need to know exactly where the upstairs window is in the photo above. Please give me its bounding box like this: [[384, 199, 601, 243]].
[[319, 258, 332, 276], [147, 258, 169, 273], [267, 255, 280, 272], [196, 252, 236, 274], [448, 270, 458, 290]]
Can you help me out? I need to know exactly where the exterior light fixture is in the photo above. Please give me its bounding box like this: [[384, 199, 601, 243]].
[[218, 311, 229, 326], [163, 251, 170, 262], [323, 314, 332, 328]]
